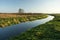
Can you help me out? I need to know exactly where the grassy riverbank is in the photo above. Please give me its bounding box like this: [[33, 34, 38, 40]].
[[8, 14, 60, 40], [0, 14, 47, 27]]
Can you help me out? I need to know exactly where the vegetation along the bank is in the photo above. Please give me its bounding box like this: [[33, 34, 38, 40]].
[[0, 14, 47, 27], [8, 14, 60, 40]]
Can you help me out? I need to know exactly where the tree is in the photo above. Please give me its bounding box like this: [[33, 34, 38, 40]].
[[19, 8, 24, 13]]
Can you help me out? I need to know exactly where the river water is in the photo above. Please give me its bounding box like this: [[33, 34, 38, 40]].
[[0, 15, 54, 40]]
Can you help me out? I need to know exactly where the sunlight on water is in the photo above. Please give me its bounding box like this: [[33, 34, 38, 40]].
[[0, 15, 54, 40]]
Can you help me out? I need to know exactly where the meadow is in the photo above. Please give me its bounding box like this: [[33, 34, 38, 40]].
[[0, 13, 47, 27], [8, 14, 60, 40]]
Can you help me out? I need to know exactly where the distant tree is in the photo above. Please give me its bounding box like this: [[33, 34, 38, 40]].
[[19, 8, 24, 13]]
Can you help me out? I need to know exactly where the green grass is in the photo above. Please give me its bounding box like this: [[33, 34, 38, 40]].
[[8, 14, 60, 40], [0, 15, 47, 27]]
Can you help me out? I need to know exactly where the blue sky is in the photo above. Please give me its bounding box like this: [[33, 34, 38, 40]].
[[0, 0, 60, 13]]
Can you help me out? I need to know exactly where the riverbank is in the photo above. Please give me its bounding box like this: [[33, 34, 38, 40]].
[[8, 14, 60, 40], [0, 15, 53, 40], [0, 14, 47, 28]]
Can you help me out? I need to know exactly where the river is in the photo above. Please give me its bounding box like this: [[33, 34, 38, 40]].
[[0, 15, 54, 40]]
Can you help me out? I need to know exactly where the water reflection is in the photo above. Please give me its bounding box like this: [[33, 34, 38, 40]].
[[0, 15, 54, 40]]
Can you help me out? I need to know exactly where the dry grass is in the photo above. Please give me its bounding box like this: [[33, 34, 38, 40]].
[[0, 13, 44, 18]]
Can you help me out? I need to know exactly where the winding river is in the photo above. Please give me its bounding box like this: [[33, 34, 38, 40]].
[[0, 15, 54, 40]]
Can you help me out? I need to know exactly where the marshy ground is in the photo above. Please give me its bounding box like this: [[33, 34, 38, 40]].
[[0, 13, 47, 27], [8, 14, 60, 40]]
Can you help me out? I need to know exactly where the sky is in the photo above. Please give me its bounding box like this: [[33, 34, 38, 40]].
[[0, 0, 60, 13]]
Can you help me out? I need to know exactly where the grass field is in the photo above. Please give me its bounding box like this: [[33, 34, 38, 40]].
[[8, 14, 60, 40], [0, 13, 47, 28]]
